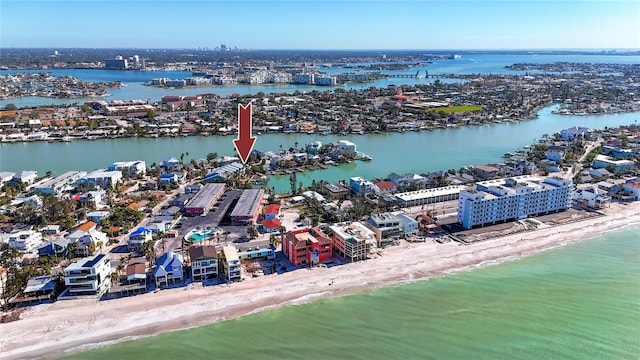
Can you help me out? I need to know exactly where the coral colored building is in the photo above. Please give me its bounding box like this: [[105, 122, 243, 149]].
[[281, 227, 332, 266]]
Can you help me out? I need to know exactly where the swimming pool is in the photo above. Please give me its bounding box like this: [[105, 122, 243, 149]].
[[185, 228, 221, 243]]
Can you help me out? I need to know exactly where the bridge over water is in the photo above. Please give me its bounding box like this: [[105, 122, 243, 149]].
[[386, 70, 447, 79]]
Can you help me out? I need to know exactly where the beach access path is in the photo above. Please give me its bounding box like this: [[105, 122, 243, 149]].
[[1, 202, 639, 360]]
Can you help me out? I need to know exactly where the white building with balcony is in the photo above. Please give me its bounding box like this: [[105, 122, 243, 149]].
[[64, 254, 111, 296], [8, 230, 43, 253], [108, 161, 147, 177], [458, 176, 573, 229], [222, 246, 241, 282]]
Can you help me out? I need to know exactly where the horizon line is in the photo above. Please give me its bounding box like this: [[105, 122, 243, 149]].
[[1, 47, 639, 52]]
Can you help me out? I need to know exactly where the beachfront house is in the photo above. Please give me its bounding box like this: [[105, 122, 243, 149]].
[[127, 227, 153, 252], [282, 227, 333, 266], [574, 187, 611, 209], [222, 246, 242, 282], [9, 275, 58, 306], [235, 241, 276, 261], [622, 182, 640, 200], [63, 254, 111, 296], [189, 245, 219, 281], [154, 251, 184, 288], [367, 212, 418, 247]]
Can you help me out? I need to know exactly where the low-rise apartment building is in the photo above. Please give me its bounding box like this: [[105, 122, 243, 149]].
[[34, 170, 87, 195], [329, 222, 377, 262], [230, 189, 264, 225], [282, 227, 333, 266], [78, 170, 123, 189], [592, 154, 635, 174]]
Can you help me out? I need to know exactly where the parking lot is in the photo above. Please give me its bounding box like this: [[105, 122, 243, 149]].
[[164, 189, 246, 252]]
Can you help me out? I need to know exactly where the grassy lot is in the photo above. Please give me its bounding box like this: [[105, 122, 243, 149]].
[[427, 105, 482, 113]]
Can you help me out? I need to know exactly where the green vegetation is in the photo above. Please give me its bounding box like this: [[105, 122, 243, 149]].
[[427, 105, 482, 114]]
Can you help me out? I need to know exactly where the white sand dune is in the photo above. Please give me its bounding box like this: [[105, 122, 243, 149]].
[[1, 202, 638, 360]]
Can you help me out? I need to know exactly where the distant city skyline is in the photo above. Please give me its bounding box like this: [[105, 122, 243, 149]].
[[1, 1, 639, 50]]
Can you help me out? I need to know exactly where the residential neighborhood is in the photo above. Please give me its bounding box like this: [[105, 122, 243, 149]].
[[0, 121, 639, 320]]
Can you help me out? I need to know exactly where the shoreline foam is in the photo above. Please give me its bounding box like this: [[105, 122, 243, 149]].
[[1, 202, 638, 360]]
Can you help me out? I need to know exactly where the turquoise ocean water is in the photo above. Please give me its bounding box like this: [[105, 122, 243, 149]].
[[61, 227, 640, 360]]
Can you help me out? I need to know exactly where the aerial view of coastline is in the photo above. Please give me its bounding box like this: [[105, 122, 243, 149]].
[[0, 1, 639, 359]]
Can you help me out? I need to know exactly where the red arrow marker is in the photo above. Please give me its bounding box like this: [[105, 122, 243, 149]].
[[233, 102, 256, 164]]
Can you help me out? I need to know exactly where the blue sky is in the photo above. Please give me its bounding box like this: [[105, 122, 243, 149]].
[[1, 0, 639, 49]]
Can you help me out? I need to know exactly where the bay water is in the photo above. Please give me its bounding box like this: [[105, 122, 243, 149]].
[[1, 105, 639, 193], [60, 227, 640, 360]]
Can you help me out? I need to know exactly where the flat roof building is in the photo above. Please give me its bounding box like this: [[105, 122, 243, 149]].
[[64, 254, 111, 296], [329, 222, 377, 262], [35, 171, 87, 195], [458, 176, 573, 229], [222, 246, 241, 282], [184, 183, 225, 216], [230, 189, 264, 225], [78, 170, 123, 189], [395, 185, 464, 207]]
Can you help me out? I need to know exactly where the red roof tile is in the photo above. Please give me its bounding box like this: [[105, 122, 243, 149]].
[[263, 218, 281, 229]]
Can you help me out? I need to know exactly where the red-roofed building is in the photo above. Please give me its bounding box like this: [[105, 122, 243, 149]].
[[415, 214, 442, 234], [76, 221, 97, 233], [374, 181, 397, 195], [263, 204, 280, 219], [261, 218, 282, 234], [474, 165, 500, 180], [281, 227, 333, 266]]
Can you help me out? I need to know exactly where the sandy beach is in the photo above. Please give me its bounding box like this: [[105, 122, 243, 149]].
[[1, 202, 639, 360]]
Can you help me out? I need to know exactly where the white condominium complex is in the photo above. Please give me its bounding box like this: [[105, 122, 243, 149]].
[[458, 176, 573, 229]]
